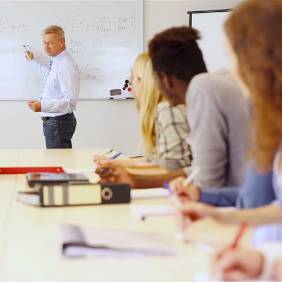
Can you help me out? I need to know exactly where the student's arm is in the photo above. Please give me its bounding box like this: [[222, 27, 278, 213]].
[[29, 58, 49, 78], [96, 160, 186, 189], [41, 62, 79, 113], [199, 187, 238, 207], [193, 164, 274, 208], [218, 204, 282, 225], [170, 176, 238, 206], [236, 165, 275, 208], [128, 169, 186, 188], [178, 201, 282, 227]]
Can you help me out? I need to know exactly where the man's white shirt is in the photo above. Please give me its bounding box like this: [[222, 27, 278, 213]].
[[30, 49, 80, 117]]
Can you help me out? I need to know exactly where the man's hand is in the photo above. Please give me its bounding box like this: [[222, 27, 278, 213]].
[[211, 248, 264, 280], [27, 101, 41, 112], [96, 160, 134, 187], [25, 51, 34, 61], [169, 176, 201, 202]]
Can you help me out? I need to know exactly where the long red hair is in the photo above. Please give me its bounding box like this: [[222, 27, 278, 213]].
[[225, 0, 282, 171]]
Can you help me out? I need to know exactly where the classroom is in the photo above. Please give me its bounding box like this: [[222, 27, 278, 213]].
[[0, 0, 282, 281]]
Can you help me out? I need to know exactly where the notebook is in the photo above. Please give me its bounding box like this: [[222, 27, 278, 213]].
[[60, 223, 178, 258]]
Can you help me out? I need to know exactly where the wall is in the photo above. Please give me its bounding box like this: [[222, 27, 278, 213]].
[[0, 0, 240, 155]]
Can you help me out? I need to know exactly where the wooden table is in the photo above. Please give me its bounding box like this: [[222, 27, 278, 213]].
[[0, 149, 214, 281]]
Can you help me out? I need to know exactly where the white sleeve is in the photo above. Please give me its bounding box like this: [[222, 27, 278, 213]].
[[29, 60, 49, 78]]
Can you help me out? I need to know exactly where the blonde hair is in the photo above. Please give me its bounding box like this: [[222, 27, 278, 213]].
[[43, 25, 65, 39], [132, 53, 162, 156]]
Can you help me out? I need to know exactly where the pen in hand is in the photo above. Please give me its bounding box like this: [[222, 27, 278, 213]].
[[230, 222, 248, 249], [183, 166, 200, 186], [96, 151, 122, 175]]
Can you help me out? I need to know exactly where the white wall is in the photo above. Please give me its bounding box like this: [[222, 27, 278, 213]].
[[0, 0, 240, 155]]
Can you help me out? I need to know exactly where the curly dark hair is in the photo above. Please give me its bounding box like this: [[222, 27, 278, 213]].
[[225, 0, 282, 170], [148, 26, 207, 83]]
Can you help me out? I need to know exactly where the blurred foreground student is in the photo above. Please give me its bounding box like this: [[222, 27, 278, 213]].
[[98, 27, 250, 190], [95, 53, 192, 171], [212, 244, 282, 281], [26, 25, 79, 149], [176, 0, 282, 254]]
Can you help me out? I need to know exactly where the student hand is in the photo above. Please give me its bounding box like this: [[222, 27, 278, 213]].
[[27, 100, 41, 112], [25, 51, 34, 61], [176, 201, 219, 231], [169, 177, 200, 202], [271, 257, 282, 281], [211, 248, 264, 281], [96, 160, 134, 187], [93, 154, 107, 163]]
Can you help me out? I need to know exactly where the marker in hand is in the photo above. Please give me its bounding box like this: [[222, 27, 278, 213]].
[[22, 44, 28, 54]]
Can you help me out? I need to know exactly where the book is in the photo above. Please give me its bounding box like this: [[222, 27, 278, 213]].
[[60, 223, 178, 258], [26, 172, 90, 187]]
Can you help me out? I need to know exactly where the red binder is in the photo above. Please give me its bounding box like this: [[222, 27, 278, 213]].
[[0, 167, 64, 174]]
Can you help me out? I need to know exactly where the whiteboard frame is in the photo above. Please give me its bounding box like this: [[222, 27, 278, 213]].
[[187, 8, 232, 72], [187, 9, 231, 28]]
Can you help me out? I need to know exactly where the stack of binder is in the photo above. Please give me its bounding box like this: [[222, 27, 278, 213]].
[[17, 172, 131, 207]]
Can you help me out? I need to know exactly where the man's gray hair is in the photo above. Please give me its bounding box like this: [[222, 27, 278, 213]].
[[43, 25, 65, 39]]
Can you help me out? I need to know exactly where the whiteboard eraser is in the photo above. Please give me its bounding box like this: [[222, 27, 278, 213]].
[[110, 89, 122, 96]]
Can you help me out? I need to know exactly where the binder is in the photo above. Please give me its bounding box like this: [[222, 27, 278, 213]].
[[0, 166, 64, 174], [17, 183, 131, 207]]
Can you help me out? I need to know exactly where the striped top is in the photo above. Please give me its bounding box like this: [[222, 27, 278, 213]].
[[149, 101, 192, 170]]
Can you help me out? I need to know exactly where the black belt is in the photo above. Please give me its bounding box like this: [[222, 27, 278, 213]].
[[41, 113, 73, 121]]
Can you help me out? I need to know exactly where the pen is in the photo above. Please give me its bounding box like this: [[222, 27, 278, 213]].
[[183, 166, 200, 186], [105, 148, 114, 155], [97, 152, 122, 175], [163, 181, 172, 194], [110, 152, 122, 160], [230, 222, 248, 249]]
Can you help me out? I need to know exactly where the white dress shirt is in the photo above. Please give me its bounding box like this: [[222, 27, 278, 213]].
[[30, 49, 80, 117]]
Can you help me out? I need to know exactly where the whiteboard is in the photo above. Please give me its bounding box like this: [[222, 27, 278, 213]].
[[191, 11, 231, 72], [0, 1, 143, 100]]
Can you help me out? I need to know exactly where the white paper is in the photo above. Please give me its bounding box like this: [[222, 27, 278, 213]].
[[17, 192, 40, 206], [131, 188, 170, 200], [130, 204, 175, 220]]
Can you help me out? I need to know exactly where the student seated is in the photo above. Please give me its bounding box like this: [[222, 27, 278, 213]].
[[175, 0, 282, 245], [94, 52, 192, 172], [97, 27, 250, 190]]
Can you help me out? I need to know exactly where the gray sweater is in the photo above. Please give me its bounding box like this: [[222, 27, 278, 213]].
[[186, 70, 250, 189]]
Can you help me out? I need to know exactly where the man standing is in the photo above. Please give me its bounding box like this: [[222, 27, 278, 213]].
[[26, 25, 79, 149]]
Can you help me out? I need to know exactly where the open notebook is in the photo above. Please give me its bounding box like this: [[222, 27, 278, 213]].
[[60, 223, 178, 258]]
